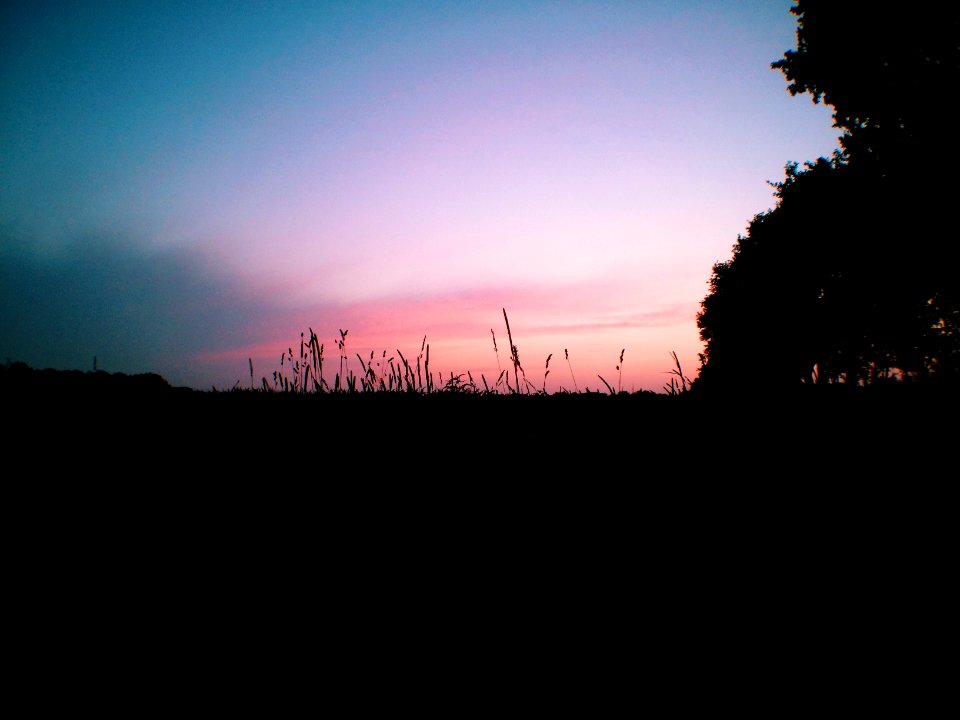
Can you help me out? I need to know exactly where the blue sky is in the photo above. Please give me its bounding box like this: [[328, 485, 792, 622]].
[[1, 1, 839, 389]]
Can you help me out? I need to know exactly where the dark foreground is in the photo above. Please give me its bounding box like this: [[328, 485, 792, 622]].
[[5, 361, 954, 471], [8, 361, 953, 569], [5, 361, 952, 700]]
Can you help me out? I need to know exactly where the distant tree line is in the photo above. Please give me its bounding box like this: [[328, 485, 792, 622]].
[[696, 1, 960, 389]]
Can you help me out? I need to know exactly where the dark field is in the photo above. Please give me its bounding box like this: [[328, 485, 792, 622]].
[[6, 361, 951, 678], [6, 360, 954, 473]]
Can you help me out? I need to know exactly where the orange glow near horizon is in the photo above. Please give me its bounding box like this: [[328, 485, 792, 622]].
[[194, 284, 703, 393]]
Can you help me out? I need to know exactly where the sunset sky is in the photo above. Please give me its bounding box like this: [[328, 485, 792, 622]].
[[1, 1, 839, 391]]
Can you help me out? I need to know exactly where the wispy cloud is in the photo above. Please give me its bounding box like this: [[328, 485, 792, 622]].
[[525, 306, 694, 335]]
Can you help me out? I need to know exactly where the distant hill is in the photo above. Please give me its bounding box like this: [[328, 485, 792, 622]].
[[1, 361, 177, 398]]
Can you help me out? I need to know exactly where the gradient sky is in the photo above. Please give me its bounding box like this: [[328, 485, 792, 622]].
[[1, 0, 839, 391]]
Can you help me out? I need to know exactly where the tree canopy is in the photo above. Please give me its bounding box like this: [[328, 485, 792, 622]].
[[696, 1, 960, 390], [772, 2, 959, 164]]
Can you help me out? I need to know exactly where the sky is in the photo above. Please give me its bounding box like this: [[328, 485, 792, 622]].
[[0, 0, 840, 391]]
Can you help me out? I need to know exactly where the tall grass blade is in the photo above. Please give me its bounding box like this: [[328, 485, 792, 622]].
[[598, 374, 615, 396]]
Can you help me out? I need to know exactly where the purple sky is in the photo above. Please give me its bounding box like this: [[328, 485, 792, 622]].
[[1, 1, 839, 390]]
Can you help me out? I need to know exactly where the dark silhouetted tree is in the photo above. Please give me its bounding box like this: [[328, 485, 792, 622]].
[[697, 1, 960, 389]]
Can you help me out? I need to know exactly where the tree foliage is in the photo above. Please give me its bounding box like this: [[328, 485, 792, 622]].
[[772, 2, 959, 162], [696, 1, 960, 389]]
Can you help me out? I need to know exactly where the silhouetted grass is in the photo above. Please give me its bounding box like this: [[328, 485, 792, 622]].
[[256, 308, 669, 398], [664, 351, 692, 395], [7, 304, 954, 467], [5, 348, 956, 480]]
